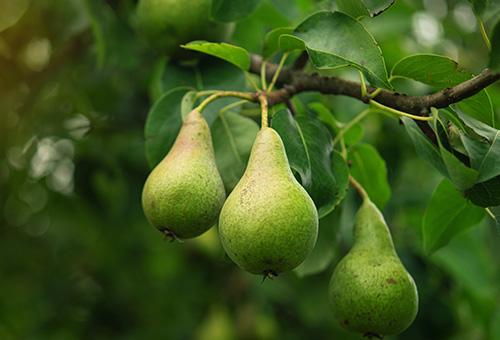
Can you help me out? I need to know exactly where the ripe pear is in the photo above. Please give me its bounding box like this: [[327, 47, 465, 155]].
[[136, 0, 235, 59], [328, 199, 418, 338], [142, 110, 226, 240], [218, 127, 318, 278]]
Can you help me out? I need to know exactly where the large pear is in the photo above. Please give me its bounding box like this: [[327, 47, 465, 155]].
[[218, 127, 318, 277], [142, 110, 226, 240], [329, 199, 418, 338]]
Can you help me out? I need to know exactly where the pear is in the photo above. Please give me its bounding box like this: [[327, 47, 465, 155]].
[[328, 199, 418, 338], [218, 127, 318, 278], [142, 110, 226, 240]]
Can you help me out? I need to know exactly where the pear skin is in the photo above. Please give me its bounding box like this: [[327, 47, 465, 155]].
[[142, 110, 226, 240], [329, 199, 418, 338], [218, 127, 318, 277]]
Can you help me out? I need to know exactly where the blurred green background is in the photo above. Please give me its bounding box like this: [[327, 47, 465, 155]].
[[1, 0, 500, 339]]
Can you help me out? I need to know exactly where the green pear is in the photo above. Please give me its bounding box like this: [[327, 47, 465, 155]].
[[136, 0, 235, 59], [218, 127, 318, 278], [328, 199, 418, 338], [142, 110, 226, 240]]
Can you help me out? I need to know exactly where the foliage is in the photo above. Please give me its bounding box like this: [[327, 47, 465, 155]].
[[1, 0, 500, 339]]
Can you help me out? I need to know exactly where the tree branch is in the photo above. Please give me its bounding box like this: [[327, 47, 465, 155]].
[[249, 53, 500, 117]]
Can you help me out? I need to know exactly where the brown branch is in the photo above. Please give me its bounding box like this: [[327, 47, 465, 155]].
[[250, 53, 500, 116], [250, 52, 499, 145]]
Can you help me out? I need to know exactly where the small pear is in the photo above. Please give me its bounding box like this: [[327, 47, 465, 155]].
[[218, 127, 318, 278], [142, 110, 226, 240], [328, 199, 418, 338]]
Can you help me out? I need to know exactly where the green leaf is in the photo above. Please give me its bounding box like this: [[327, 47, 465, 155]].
[[149, 57, 168, 102], [432, 110, 479, 192], [391, 54, 495, 126], [460, 133, 500, 183], [423, 179, 485, 255], [305, 105, 349, 205], [339, 122, 364, 146], [336, 0, 396, 18], [272, 109, 340, 217], [440, 143, 479, 191], [279, 34, 306, 51], [490, 17, 500, 72], [159, 62, 198, 94], [182, 41, 250, 71], [347, 143, 391, 210], [144, 87, 192, 169], [440, 107, 466, 132], [159, 59, 247, 124], [279, 11, 391, 89], [401, 117, 450, 180], [0, 0, 30, 32], [431, 228, 496, 304], [160, 58, 246, 94], [211, 111, 260, 192], [307, 102, 339, 133], [336, 0, 369, 19], [458, 109, 500, 142], [465, 176, 500, 207], [361, 0, 397, 15], [458, 112, 500, 182], [263, 27, 294, 58], [448, 122, 469, 156], [308, 102, 365, 146], [211, 0, 262, 22]]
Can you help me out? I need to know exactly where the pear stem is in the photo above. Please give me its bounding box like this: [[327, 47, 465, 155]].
[[194, 90, 219, 99], [259, 93, 269, 129], [349, 175, 370, 202], [195, 91, 256, 113], [261, 270, 278, 283]]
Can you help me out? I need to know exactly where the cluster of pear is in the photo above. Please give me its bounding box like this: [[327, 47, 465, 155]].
[[142, 110, 318, 277], [141, 110, 418, 337]]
